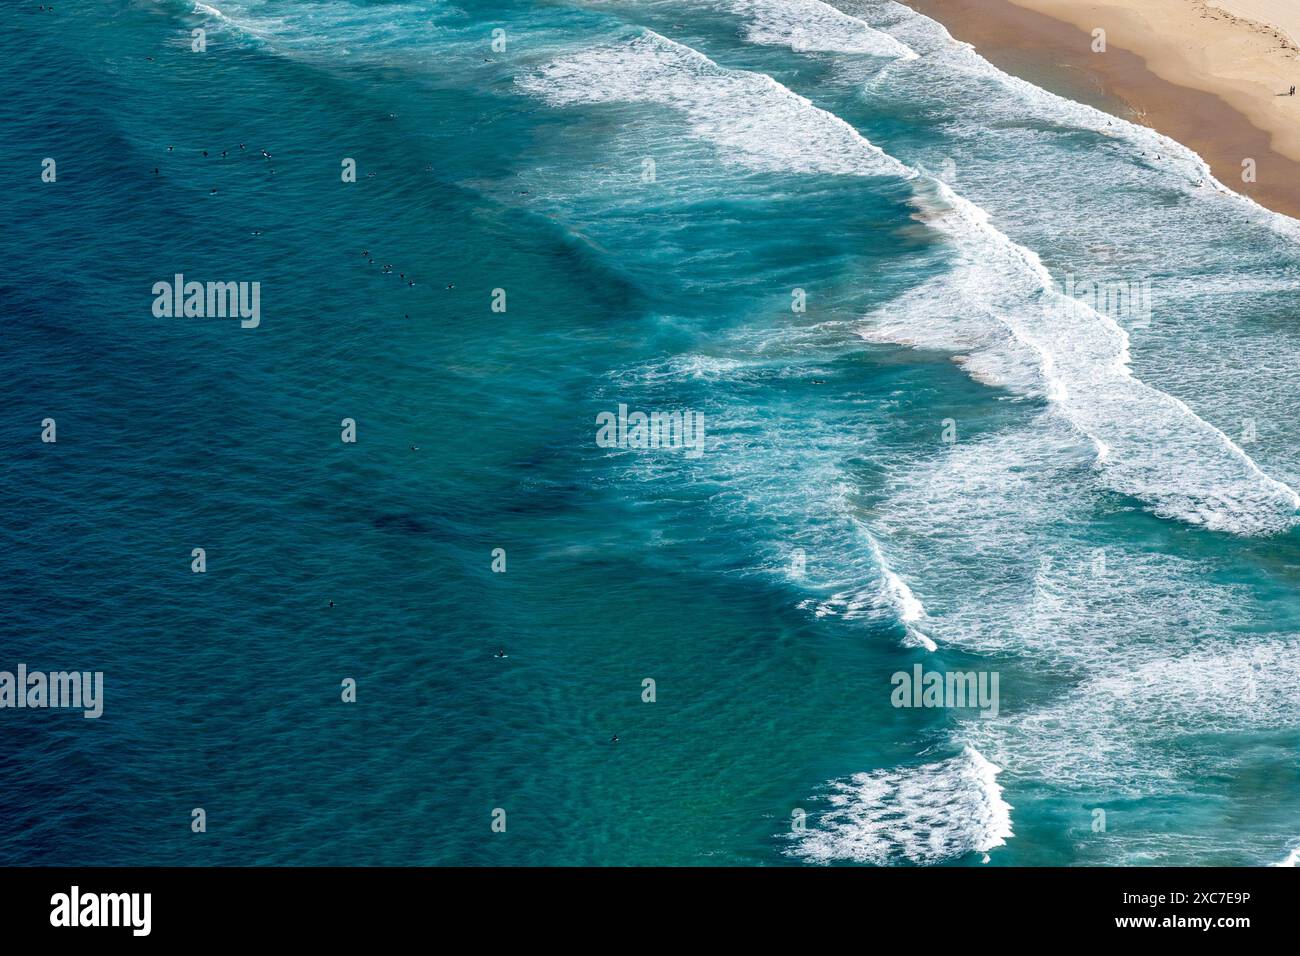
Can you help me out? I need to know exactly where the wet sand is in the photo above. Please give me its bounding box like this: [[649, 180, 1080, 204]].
[[904, 0, 1300, 220]]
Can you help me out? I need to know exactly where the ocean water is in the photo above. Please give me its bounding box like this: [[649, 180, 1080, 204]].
[[1, 0, 1297, 866]]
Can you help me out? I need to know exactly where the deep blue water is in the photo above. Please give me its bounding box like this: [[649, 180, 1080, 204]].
[[1, 0, 1297, 866]]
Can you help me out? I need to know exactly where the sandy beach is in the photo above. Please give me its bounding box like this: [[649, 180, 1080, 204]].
[[905, 0, 1300, 219]]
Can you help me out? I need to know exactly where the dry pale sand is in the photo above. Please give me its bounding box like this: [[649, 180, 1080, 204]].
[[1208, 1, 1300, 49], [904, 0, 1300, 219]]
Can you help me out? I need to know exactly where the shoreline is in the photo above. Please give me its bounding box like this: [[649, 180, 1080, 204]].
[[902, 0, 1300, 221]]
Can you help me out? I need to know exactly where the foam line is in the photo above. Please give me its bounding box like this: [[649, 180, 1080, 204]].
[[519, 27, 1299, 535]]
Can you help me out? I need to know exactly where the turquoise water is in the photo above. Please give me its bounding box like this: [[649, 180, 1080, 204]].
[[1, 0, 1297, 866]]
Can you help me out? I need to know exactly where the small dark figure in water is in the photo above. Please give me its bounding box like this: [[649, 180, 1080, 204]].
[[328, 600, 335, 609], [493, 649, 508, 659], [610, 735, 619, 744]]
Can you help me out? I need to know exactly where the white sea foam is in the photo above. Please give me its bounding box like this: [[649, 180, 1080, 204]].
[[515, 4, 1300, 863], [517, 31, 911, 178], [796, 516, 938, 650], [863, 525, 936, 650], [191, 1, 257, 32], [187, 0, 460, 54], [1271, 843, 1300, 867], [584, 0, 917, 58], [789, 746, 1013, 864], [865, 0, 1300, 241], [831, 13, 1300, 534], [727, 0, 918, 58], [603, 350, 936, 651], [848, 409, 1300, 800], [521, 27, 1299, 535], [522, 18, 1300, 852], [875, 178, 1300, 536], [864, 419, 1265, 662], [965, 636, 1300, 792]]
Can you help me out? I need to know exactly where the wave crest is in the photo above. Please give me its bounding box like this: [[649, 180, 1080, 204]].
[[788, 747, 1013, 865]]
